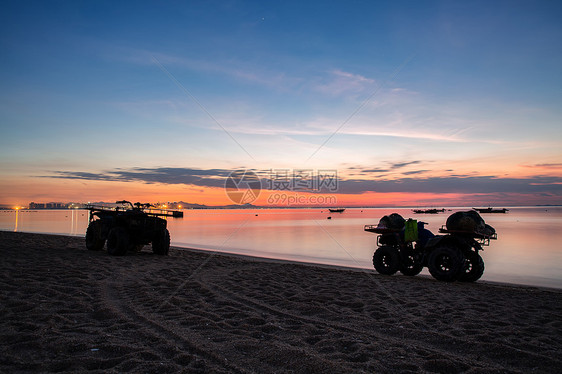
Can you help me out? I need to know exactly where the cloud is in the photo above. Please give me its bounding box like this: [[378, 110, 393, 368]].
[[284, 115, 478, 143], [46, 168, 233, 188], [350, 161, 423, 175], [114, 50, 508, 146], [148, 51, 302, 91], [390, 161, 422, 169], [333, 127, 475, 143], [313, 70, 376, 96], [522, 163, 562, 169], [43, 167, 562, 197], [360, 169, 389, 174], [336, 176, 562, 195], [402, 170, 429, 175]]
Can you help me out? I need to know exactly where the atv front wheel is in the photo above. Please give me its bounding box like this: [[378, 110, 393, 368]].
[[428, 246, 464, 282], [372, 246, 399, 275], [152, 228, 170, 256], [85, 220, 105, 251], [458, 251, 485, 282], [107, 227, 129, 256], [399, 254, 424, 276]]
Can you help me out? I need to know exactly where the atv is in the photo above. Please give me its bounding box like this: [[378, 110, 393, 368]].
[[85, 200, 180, 256], [364, 212, 497, 282]]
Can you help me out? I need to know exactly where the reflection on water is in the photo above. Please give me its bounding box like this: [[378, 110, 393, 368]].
[[0, 209, 90, 237], [1, 207, 561, 289]]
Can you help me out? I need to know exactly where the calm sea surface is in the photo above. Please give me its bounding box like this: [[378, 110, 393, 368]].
[[1, 207, 561, 289]]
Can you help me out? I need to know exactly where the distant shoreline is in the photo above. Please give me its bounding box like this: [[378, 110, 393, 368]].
[[2, 204, 561, 211]]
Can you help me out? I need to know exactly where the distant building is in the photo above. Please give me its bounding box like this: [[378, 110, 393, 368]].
[[29, 202, 68, 209], [46, 202, 67, 209]]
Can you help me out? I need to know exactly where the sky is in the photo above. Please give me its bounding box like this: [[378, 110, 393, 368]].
[[1, 0, 561, 207]]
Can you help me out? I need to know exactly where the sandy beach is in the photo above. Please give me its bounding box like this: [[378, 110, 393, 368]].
[[1, 231, 561, 373]]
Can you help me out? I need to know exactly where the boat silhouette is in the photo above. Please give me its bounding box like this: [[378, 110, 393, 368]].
[[328, 208, 345, 213], [472, 207, 509, 213]]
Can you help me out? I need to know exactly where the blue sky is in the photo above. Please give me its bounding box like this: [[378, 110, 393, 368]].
[[1, 0, 561, 205]]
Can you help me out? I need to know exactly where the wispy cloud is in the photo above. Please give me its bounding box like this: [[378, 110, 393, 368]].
[[390, 161, 422, 169], [100, 46, 558, 150], [214, 115, 477, 143], [108, 47, 389, 99], [132, 49, 303, 91], [351, 161, 423, 175], [46, 168, 232, 188], [313, 70, 376, 96], [337, 176, 562, 195], [521, 163, 562, 170], [402, 170, 429, 175], [96, 45, 302, 92], [43, 167, 562, 197]]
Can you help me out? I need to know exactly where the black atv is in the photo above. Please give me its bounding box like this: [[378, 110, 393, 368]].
[[85, 200, 180, 256], [364, 212, 497, 282]]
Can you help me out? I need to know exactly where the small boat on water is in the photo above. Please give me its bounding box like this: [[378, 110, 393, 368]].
[[328, 208, 345, 213], [472, 207, 509, 213], [412, 208, 445, 214]]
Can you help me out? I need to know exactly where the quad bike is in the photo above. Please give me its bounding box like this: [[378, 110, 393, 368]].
[[364, 212, 497, 282], [85, 200, 182, 256]]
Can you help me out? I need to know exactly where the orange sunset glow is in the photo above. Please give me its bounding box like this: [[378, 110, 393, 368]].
[[1, 2, 560, 208]]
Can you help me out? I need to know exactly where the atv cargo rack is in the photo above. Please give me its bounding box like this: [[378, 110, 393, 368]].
[[86, 203, 183, 219], [438, 225, 497, 246], [363, 225, 401, 234], [145, 208, 184, 218], [364, 225, 404, 247]]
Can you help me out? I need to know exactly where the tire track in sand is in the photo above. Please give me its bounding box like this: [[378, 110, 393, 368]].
[[98, 278, 246, 373], [194, 263, 557, 374]]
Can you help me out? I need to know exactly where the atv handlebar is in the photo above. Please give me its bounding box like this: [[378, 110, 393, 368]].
[[88, 202, 183, 218]]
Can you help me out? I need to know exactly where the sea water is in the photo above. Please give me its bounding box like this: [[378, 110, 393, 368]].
[[1, 207, 561, 289]]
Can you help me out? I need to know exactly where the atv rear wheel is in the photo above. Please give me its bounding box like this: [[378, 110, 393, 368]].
[[107, 227, 129, 256], [152, 228, 170, 256], [428, 246, 464, 282], [372, 246, 399, 275], [85, 220, 105, 251], [459, 251, 485, 282], [399, 254, 423, 276]]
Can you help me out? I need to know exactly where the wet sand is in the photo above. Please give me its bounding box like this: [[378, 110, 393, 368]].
[[1, 231, 561, 373]]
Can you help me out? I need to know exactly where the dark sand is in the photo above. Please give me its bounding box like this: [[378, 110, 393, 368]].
[[1, 231, 561, 373]]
